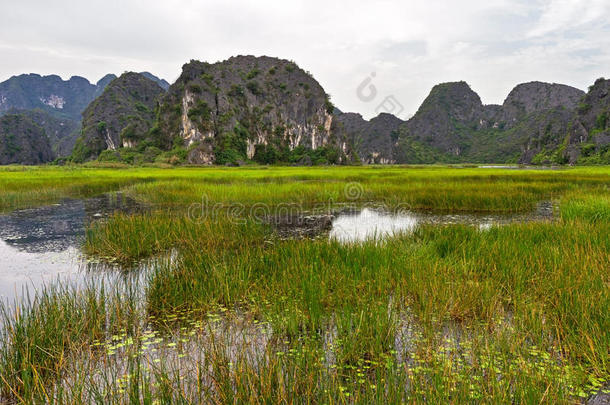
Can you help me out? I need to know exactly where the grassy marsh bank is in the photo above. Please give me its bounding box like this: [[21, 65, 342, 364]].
[[2, 165, 609, 212]]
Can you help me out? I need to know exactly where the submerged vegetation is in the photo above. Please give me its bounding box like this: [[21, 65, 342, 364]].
[[0, 165, 608, 403]]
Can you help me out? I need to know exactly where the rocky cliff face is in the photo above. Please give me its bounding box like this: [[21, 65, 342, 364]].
[[498, 80, 607, 164], [388, 80, 595, 164], [572, 78, 609, 134], [509, 107, 574, 164], [6, 109, 80, 158], [71, 73, 165, 162], [563, 78, 610, 163], [158, 56, 339, 164], [399, 82, 486, 157], [334, 112, 404, 164], [501, 82, 585, 126], [0, 113, 53, 165]]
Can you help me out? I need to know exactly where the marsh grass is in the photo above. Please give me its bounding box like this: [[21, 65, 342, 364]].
[[18, 310, 601, 403], [143, 220, 608, 366], [561, 192, 610, 223], [0, 165, 608, 403], [2, 165, 609, 212], [0, 282, 141, 403], [85, 212, 608, 402]]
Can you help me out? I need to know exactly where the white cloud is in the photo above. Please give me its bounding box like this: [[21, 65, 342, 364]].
[[0, 0, 608, 119], [527, 0, 610, 37]]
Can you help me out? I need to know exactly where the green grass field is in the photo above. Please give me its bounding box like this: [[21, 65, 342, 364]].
[[0, 165, 608, 403]]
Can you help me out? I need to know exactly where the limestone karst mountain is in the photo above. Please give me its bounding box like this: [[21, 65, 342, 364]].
[[392, 80, 608, 164], [333, 112, 404, 164], [0, 55, 607, 165], [71, 72, 166, 163], [157, 55, 344, 165], [0, 74, 102, 121]]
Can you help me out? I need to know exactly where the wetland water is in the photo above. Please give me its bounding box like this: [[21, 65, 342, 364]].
[[0, 193, 144, 304], [330, 202, 554, 243], [0, 196, 553, 303]]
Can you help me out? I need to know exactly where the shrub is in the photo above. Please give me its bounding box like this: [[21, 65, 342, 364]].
[[188, 84, 202, 94], [70, 139, 93, 163], [134, 102, 150, 113], [581, 143, 596, 157], [120, 124, 137, 141], [187, 100, 211, 121], [595, 112, 608, 130], [142, 146, 162, 163], [253, 144, 280, 164], [201, 73, 214, 87], [246, 68, 260, 80], [97, 150, 121, 162], [96, 121, 107, 133], [228, 85, 245, 98], [214, 126, 248, 164], [246, 81, 262, 96], [215, 148, 244, 165], [577, 103, 592, 114], [155, 147, 187, 165], [325, 96, 335, 114]]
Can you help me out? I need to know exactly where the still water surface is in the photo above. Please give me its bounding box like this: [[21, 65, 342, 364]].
[[0, 194, 143, 304], [330, 204, 553, 243]]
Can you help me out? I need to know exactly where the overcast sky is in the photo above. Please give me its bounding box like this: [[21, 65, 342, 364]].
[[1, 0, 608, 119]]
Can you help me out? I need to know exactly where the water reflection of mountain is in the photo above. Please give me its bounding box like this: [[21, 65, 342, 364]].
[[0, 193, 142, 253]]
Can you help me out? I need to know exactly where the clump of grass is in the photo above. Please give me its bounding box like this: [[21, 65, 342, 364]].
[[561, 192, 610, 223], [85, 213, 179, 266], [0, 284, 137, 402], [85, 212, 268, 268]]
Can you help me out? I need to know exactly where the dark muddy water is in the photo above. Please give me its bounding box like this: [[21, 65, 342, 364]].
[[0, 194, 144, 304]]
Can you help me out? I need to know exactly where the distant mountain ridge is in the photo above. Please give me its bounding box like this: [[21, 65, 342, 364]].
[[0, 71, 169, 163], [139, 72, 170, 90], [330, 80, 603, 165], [0, 74, 101, 121], [0, 72, 169, 121], [0, 57, 607, 165], [392, 80, 607, 164]]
